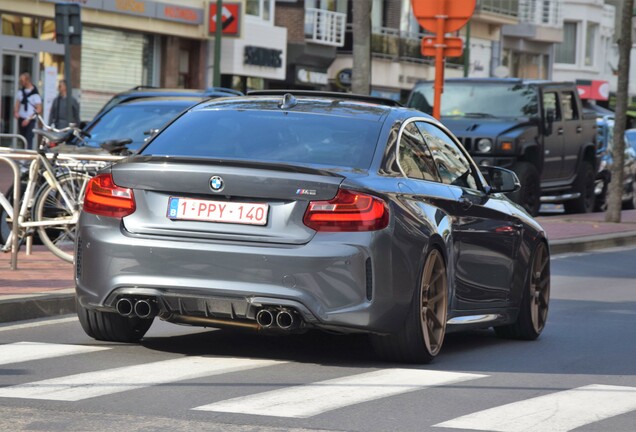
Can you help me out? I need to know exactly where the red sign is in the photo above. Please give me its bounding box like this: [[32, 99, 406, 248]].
[[576, 80, 610, 101], [209, 2, 241, 36], [412, 0, 476, 33], [421, 37, 463, 57]]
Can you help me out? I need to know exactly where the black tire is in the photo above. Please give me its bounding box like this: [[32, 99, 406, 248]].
[[564, 161, 595, 214], [494, 241, 550, 340], [508, 162, 541, 216], [370, 249, 448, 363], [0, 206, 10, 246], [76, 297, 153, 342], [34, 174, 90, 263]]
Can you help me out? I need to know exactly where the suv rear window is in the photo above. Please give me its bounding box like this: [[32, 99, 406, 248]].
[[141, 109, 383, 169]]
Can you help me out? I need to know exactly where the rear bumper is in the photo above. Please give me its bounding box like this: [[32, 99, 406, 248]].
[[75, 213, 412, 334]]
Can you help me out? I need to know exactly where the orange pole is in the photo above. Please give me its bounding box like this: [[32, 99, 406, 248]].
[[433, 8, 446, 120]]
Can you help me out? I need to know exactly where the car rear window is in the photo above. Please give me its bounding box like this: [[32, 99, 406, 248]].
[[140, 109, 383, 170]]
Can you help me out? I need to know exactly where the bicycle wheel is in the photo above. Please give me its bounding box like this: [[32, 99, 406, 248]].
[[34, 173, 90, 263]]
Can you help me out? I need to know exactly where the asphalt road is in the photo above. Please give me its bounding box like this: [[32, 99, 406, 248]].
[[0, 246, 635, 432]]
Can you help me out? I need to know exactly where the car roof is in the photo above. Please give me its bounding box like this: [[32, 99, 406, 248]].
[[113, 96, 203, 107], [117, 86, 243, 97], [193, 91, 405, 122]]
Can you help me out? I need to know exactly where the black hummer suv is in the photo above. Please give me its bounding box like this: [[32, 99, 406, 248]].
[[408, 78, 597, 216]]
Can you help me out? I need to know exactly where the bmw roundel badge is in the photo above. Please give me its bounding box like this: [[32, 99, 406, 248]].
[[209, 176, 224, 192]]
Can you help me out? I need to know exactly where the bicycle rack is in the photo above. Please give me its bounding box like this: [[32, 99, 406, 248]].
[[0, 155, 21, 270], [0, 145, 124, 270]]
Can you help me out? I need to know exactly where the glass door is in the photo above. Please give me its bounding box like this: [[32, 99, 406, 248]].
[[1, 52, 35, 147]]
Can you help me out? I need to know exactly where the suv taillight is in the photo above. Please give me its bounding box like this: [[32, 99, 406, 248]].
[[303, 189, 389, 232], [83, 174, 135, 218]]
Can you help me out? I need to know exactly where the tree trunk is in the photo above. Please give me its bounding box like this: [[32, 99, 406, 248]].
[[352, 0, 372, 95], [605, 0, 634, 222]]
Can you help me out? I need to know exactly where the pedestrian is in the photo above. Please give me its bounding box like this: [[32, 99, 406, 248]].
[[13, 72, 42, 149], [48, 80, 80, 129]]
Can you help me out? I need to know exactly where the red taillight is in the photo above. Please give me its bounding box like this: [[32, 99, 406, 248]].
[[83, 174, 135, 218], [303, 189, 389, 232]]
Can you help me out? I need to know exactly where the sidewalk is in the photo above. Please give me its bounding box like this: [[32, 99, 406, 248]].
[[2, 209, 636, 324]]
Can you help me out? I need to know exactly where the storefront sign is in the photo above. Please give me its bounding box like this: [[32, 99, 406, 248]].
[[244, 46, 282, 68], [103, 0, 155, 18], [158, 5, 203, 24], [296, 67, 328, 85], [44, 0, 203, 25], [209, 2, 241, 36]]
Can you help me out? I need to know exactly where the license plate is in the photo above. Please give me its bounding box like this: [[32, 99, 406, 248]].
[[167, 197, 268, 226]]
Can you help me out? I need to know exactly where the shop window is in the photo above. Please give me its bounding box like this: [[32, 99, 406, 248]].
[[1, 14, 39, 38], [40, 19, 55, 42]]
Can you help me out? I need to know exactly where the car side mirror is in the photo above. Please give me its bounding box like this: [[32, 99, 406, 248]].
[[480, 166, 520, 194]]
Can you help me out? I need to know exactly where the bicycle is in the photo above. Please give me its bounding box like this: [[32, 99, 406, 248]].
[[0, 121, 103, 263]]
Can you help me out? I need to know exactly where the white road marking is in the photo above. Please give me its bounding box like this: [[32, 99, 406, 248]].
[[0, 357, 284, 401], [434, 384, 636, 432], [193, 368, 486, 418], [0, 316, 77, 332], [0, 342, 109, 366]]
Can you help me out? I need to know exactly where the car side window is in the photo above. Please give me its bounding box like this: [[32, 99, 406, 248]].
[[542, 92, 561, 121], [397, 122, 441, 182], [415, 121, 480, 190], [560, 91, 579, 120]]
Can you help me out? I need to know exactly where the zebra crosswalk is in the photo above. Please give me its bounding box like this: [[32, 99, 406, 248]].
[[1, 341, 635, 432]]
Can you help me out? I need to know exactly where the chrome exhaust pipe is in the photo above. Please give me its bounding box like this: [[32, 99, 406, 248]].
[[134, 299, 155, 319], [276, 310, 295, 330], [115, 298, 134, 317], [256, 308, 274, 328]]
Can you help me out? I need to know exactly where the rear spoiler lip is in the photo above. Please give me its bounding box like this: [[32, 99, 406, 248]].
[[122, 155, 367, 178]]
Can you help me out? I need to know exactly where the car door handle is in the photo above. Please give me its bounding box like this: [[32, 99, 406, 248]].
[[557, 128, 564, 135], [459, 197, 473, 211], [576, 126, 583, 133]]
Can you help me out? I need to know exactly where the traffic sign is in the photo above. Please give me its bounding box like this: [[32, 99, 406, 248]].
[[421, 37, 463, 57], [411, 0, 476, 33]]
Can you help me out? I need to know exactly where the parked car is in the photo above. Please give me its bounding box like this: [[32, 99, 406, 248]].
[[407, 78, 598, 216], [91, 86, 243, 121], [596, 123, 636, 210], [70, 97, 202, 153], [75, 91, 551, 364]]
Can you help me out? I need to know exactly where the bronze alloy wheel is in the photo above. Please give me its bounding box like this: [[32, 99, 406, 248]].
[[420, 249, 448, 356], [530, 242, 550, 333]]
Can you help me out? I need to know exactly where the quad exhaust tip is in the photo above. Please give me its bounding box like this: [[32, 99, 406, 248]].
[[256, 309, 274, 328], [115, 298, 134, 317], [256, 308, 298, 330], [116, 297, 157, 319]]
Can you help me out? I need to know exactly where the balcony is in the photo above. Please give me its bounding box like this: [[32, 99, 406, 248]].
[[518, 0, 562, 28], [474, 0, 519, 25], [304, 8, 346, 47]]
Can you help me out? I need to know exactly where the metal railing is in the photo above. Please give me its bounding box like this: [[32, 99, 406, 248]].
[[305, 8, 346, 47], [0, 148, 124, 270], [518, 0, 563, 27], [476, 0, 519, 18], [0, 134, 28, 150]]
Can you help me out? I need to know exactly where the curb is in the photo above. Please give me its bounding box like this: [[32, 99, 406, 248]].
[[550, 231, 636, 255], [0, 291, 76, 324]]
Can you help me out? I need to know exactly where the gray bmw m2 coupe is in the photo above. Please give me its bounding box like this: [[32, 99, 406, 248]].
[[75, 91, 550, 363]]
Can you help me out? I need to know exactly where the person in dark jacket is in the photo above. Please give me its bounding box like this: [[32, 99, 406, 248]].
[[48, 80, 80, 129], [13, 72, 42, 149]]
